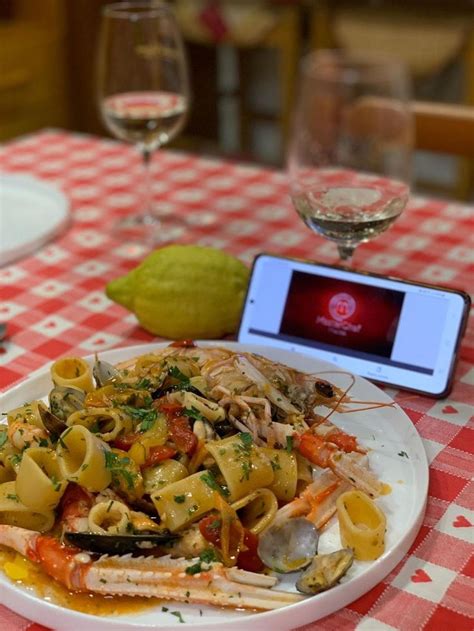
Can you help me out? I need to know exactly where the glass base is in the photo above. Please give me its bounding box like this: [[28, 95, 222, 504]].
[[113, 212, 186, 245]]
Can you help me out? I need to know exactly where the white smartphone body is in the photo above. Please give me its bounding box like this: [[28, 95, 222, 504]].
[[238, 254, 470, 398]]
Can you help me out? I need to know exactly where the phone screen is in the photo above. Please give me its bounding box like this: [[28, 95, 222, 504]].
[[238, 255, 469, 396]]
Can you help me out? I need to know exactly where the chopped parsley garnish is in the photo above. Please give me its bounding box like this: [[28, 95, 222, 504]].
[[134, 378, 152, 390], [285, 435, 293, 453], [161, 606, 169, 612], [174, 494, 186, 504], [38, 438, 49, 448], [270, 457, 281, 471], [199, 548, 219, 564], [50, 475, 62, 492], [398, 450, 409, 458], [239, 432, 253, 450], [240, 460, 251, 481], [6, 493, 18, 502], [168, 365, 190, 385], [185, 549, 219, 575], [104, 450, 136, 489], [183, 406, 204, 421], [58, 427, 73, 449], [0, 432, 8, 448], [10, 453, 22, 467], [233, 433, 254, 482], [200, 471, 229, 497], [170, 611, 185, 623], [121, 406, 157, 432]]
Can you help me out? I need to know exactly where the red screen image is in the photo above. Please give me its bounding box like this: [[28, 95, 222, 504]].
[[279, 272, 405, 357]]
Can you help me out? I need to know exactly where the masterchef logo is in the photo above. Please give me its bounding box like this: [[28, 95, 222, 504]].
[[328, 293, 356, 321], [316, 292, 362, 336]]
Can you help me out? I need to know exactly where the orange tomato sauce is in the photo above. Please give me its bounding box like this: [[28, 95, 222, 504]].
[[0, 546, 161, 616]]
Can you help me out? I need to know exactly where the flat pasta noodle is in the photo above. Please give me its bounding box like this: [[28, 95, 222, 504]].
[[151, 470, 216, 531], [143, 459, 188, 495], [261, 447, 298, 502], [206, 435, 274, 502]]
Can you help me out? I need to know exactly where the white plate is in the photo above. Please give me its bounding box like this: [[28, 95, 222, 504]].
[[0, 173, 70, 266], [0, 342, 428, 631]]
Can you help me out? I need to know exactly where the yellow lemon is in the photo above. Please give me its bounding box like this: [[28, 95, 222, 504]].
[[106, 245, 249, 339]]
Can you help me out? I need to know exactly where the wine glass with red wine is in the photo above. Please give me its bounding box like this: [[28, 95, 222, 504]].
[[288, 50, 413, 264], [97, 2, 190, 240]]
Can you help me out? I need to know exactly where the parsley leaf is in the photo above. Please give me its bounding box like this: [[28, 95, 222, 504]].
[[239, 432, 253, 450], [168, 366, 190, 384], [0, 431, 8, 448], [183, 406, 204, 421], [200, 471, 229, 497], [285, 435, 293, 453], [170, 611, 185, 623], [104, 450, 136, 489], [185, 548, 219, 575], [174, 494, 186, 504], [134, 378, 152, 390], [121, 406, 157, 432]]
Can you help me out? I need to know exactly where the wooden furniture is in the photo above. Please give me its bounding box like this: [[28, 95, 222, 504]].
[[413, 101, 474, 157], [174, 1, 301, 161], [0, 0, 69, 141], [310, 1, 474, 198]]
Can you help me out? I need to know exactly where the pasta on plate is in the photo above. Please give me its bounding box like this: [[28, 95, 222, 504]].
[[0, 342, 389, 612]]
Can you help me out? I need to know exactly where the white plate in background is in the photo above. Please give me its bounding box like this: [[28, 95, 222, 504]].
[[0, 342, 429, 630], [0, 173, 70, 266]]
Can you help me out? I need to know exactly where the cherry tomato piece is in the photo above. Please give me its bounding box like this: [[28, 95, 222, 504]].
[[169, 340, 196, 348], [237, 530, 264, 573], [111, 433, 140, 451], [143, 445, 177, 468], [168, 417, 197, 455], [199, 514, 222, 546]]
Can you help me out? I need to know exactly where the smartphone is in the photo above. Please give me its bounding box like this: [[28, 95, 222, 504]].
[[238, 254, 471, 398]]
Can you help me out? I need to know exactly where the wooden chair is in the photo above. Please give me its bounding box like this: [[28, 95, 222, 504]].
[[173, 1, 301, 162], [310, 1, 474, 198], [413, 101, 474, 158]]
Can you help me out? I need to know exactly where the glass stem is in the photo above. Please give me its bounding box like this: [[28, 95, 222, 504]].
[[337, 244, 355, 264], [142, 147, 153, 217]]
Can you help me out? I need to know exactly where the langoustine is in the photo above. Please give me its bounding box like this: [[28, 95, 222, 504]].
[[0, 525, 303, 610]]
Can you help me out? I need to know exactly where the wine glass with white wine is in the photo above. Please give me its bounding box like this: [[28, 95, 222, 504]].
[[97, 2, 190, 240], [288, 50, 413, 264]]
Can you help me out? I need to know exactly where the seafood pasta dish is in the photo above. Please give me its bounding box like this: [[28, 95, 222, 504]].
[[0, 342, 390, 612]]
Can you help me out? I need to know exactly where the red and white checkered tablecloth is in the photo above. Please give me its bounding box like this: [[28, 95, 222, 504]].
[[0, 130, 473, 631]]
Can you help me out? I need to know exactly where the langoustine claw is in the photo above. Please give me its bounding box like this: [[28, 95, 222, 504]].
[[0, 525, 304, 610]]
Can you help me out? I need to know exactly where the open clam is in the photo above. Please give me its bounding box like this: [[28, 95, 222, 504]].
[[93, 358, 120, 388], [49, 385, 86, 421], [257, 517, 319, 573], [38, 402, 68, 437], [296, 548, 354, 594]]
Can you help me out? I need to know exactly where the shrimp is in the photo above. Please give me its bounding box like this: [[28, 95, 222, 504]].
[[7, 421, 48, 451]]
